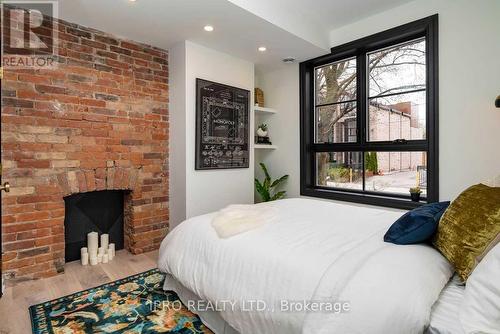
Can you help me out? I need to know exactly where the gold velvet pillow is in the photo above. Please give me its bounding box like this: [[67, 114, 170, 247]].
[[434, 184, 500, 281]]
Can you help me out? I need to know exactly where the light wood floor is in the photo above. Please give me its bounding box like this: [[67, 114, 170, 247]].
[[0, 249, 158, 334]]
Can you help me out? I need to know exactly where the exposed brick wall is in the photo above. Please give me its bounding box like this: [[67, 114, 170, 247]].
[[1, 13, 169, 280]]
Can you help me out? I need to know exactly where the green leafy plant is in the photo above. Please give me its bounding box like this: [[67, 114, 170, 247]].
[[328, 166, 350, 182], [255, 163, 289, 202], [409, 187, 422, 194], [364, 152, 379, 174], [258, 123, 268, 131]]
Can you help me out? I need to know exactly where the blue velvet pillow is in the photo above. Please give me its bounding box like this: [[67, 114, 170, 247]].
[[384, 201, 450, 245]]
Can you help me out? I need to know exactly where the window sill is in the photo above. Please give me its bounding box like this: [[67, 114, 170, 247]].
[[301, 187, 426, 210]]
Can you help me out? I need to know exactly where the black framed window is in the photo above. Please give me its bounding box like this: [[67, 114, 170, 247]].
[[300, 15, 438, 209]]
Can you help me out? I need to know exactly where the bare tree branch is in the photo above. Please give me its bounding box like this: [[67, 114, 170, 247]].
[[370, 61, 425, 69], [371, 84, 425, 98]]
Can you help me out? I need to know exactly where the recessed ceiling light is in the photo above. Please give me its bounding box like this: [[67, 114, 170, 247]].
[[204, 25, 214, 32], [258, 46, 267, 52], [129, 0, 137, 2]]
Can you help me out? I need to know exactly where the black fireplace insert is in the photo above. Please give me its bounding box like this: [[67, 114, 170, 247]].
[[64, 190, 125, 262]]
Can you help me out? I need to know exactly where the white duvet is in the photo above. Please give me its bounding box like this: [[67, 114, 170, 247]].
[[158, 198, 453, 334]]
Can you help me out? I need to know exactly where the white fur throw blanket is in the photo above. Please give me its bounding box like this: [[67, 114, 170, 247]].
[[211, 203, 278, 238]]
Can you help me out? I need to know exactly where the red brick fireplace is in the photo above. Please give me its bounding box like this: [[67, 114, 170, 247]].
[[1, 14, 169, 280]]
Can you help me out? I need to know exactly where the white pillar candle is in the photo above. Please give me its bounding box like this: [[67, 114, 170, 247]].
[[100, 234, 109, 251], [87, 232, 99, 257], [89, 256, 98, 266], [108, 243, 115, 257], [97, 254, 103, 263], [98, 247, 105, 255], [108, 248, 114, 261], [81, 247, 88, 256], [102, 254, 109, 263], [81, 252, 89, 266]]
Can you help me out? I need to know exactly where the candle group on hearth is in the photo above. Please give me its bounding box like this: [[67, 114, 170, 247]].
[[81, 232, 116, 266]]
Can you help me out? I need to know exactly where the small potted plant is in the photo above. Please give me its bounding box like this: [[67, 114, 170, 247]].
[[256, 123, 268, 137], [255, 163, 289, 202], [409, 187, 422, 202]]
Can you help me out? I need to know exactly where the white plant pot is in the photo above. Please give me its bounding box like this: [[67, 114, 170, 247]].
[[257, 128, 268, 137]]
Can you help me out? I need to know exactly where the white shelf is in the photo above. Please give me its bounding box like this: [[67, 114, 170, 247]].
[[255, 144, 277, 150], [254, 106, 277, 114]]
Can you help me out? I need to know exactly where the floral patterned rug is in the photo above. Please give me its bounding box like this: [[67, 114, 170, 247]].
[[29, 269, 213, 334]]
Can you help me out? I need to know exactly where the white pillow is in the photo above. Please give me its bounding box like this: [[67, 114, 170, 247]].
[[483, 174, 500, 187], [459, 243, 500, 333]]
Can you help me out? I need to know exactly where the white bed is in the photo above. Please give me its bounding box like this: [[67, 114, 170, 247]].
[[158, 198, 454, 334], [426, 275, 465, 334]]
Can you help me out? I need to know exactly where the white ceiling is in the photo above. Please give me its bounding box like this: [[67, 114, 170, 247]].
[[58, 0, 413, 71], [312, 0, 415, 31], [227, 0, 414, 49]]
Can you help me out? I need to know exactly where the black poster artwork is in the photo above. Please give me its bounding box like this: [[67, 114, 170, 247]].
[[196, 78, 250, 170]]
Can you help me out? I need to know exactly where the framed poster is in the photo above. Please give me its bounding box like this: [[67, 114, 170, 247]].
[[196, 78, 250, 170]]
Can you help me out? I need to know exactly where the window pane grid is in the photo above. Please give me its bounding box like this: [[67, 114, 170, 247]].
[[367, 38, 426, 98], [316, 152, 363, 190], [367, 38, 426, 143], [315, 102, 357, 144], [314, 57, 358, 144], [302, 16, 438, 207], [314, 57, 357, 105], [367, 90, 427, 142], [315, 151, 427, 197]]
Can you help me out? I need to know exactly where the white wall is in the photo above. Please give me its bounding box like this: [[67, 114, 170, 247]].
[[257, 0, 500, 202], [169, 41, 187, 228], [255, 64, 300, 199], [169, 41, 255, 228]]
